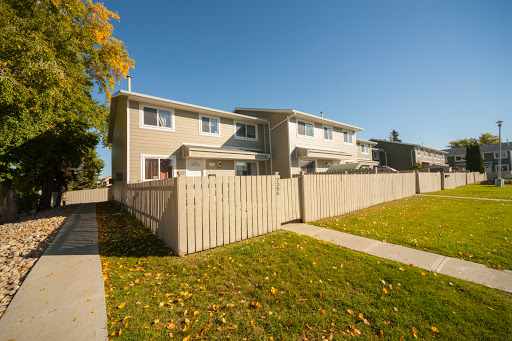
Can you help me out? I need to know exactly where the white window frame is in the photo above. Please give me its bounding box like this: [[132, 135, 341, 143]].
[[296, 120, 315, 138], [361, 144, 369, 154], [139, 103, 175, 132], [417, 149, 421, 156], [233, 121, 258, 141], [342, 131, 354, 145], [323, 125, 333, 142], [496, 164, 509, 171], [494, 152, 507, 159], [140, 154, 177, 181], [199, 115, 221, 137], [234, 161, 259, 176], [373, 150, 380, 160], [455, 156, 465, 161]]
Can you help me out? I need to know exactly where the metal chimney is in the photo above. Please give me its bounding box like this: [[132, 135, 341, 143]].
[[320, 111, 324, 118], [127, 75, 132, 92]]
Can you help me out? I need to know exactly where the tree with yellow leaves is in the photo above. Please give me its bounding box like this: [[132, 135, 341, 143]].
[[0, 0, 134, 210]]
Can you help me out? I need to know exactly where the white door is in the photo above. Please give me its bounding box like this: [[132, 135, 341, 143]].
[[186, 159, 204, 177]]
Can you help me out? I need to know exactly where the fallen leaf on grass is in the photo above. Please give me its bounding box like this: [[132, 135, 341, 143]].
[[431, 326, 440, 333], [487, 307, 496, 311], [167, 322, 175, 329], [412, 327, 419, 338], [251, 301, 260, 309], [117, 303, 126, 309], [347, 309, 354, 315], [270, 287, 276, 295], [382, 288, 388, 294]]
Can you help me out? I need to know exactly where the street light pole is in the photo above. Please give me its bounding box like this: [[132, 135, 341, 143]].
[[496, 121, 504, 187]]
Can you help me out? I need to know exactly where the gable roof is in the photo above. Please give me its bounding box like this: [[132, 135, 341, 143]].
[[233, 108, 364, 132], [443, 142, 512, 156], [107, 91, 270, 143]]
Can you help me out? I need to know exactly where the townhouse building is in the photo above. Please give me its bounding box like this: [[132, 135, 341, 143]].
[[370, 139, 448, 171], [444, 142, 512, 173], [107, 91, 271, 201]]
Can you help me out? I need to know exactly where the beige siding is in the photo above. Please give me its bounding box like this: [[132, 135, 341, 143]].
[[288, 117, 358, 175], [232, 110, 291, 178], [128, 101, 269, 182], [356, 144, 373, 160], [111, 97, 128, 201]]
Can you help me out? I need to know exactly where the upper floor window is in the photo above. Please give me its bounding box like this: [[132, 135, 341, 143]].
[[494, 152, 507, 159], [298, 121, 314, 137], [343, 131, 353, 144], [200, 116, 220, 136], [417, 149, 421, 156], [361, 144, 369, 154], [323, 127, 333, 140], [455, 156, 465, 161], [141, 106, 174, 131], [235, 122, 257, 140]]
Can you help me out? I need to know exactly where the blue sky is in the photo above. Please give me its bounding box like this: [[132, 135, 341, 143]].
[[97, 0, 512, 178]]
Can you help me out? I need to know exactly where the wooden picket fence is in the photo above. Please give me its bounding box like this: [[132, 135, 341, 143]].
[[63, 187, 111, 205], [117, 171, 486, 255], [300, 173, 417, 222], [417, 172, 442, 193], [124, 175, 280, 256]]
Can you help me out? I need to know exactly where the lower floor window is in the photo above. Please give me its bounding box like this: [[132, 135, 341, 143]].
[[144, 158, 173, 180], [496, 164, 509, 172], [299, 160, 315, 173], [235, 162, 257, 176]]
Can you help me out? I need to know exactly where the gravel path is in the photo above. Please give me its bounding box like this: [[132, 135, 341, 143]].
[[0, 205, 78, 317]]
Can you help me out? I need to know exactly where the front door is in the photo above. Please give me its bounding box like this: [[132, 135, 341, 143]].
[[186, 159, 204, 177]]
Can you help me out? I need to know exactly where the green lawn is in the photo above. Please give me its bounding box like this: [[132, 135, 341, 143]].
[[97, 202, 512, 340], [429, 182, 512, 200], [312, 196, 512, 270]]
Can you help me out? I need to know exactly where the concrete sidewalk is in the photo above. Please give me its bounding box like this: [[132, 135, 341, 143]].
[[283, 223, 512, 293], [0, 203, 107, 341]]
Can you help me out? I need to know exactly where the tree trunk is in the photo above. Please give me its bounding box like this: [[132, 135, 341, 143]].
[[37, 176, 54, 211], [54, 187, 63, 207]]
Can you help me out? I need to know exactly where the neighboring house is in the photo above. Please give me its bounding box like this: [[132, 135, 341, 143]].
[[444, 142, 512, 173], [108, 91, 271, 202], [232, 108, 365, 178], [100, 176, 112, 188], [356, 139, 379, 168], [370, 139, 448, 171]]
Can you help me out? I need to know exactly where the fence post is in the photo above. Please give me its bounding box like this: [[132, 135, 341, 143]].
[[300, 171, 308, 223], [176, 172, 187, 256], [275, 172, 281, 227], [441, 172, 445, 190], [415, 170, 420, 194]]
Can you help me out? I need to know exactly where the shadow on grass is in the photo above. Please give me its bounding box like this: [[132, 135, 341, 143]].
[[95, 201, 175, 258]]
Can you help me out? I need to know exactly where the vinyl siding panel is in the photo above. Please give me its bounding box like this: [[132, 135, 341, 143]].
[[111, 97, 128, 201], [128, 101, 268, 182], [288, 117, 358, 175], [231, 110, 291, 178]]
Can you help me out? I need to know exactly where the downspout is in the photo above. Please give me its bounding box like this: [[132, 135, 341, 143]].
[[411, 148, 416, 167]]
